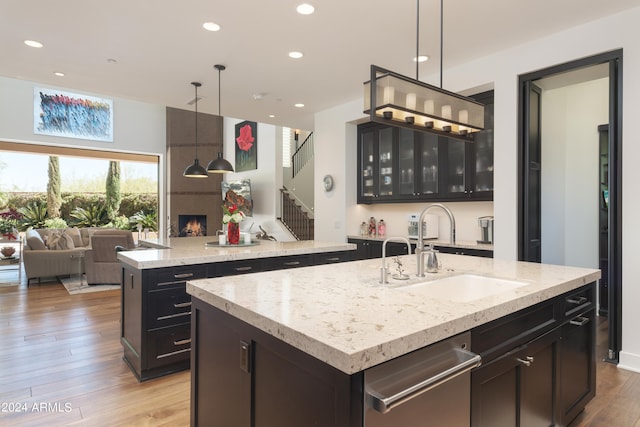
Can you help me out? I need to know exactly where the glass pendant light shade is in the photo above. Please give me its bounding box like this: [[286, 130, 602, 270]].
[[207, 152, 234, 173], [183, 158, 208, 178], [183, 81, 209, 178], [207, 64, 234, 174]]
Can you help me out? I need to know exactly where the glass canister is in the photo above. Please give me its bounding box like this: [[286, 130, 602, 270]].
[[360, 221, 368, 236], [377, 219, 386, 238], [368, 217, 377, 237]]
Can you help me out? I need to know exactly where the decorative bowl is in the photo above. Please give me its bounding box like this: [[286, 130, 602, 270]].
[[1, 246, 16, 258]]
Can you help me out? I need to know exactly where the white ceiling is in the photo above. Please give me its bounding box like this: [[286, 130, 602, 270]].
[[1, 0, 638, 131]]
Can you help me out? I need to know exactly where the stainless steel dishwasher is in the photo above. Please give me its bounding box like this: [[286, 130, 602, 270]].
[[364, 332, 481, 426]]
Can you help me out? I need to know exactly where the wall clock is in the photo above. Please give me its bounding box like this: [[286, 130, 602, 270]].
[[322, 174, 334, 192]]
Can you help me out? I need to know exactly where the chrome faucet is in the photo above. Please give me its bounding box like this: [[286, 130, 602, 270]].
[[380, 237, 412, 284], [416, 203, 456, 277]]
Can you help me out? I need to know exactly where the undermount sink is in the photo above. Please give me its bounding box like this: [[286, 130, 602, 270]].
[[396, 274, 529, 302]]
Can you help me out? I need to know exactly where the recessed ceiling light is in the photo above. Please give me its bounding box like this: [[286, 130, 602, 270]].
[[24, 40, 43, 48], [269, 114, 276, 118], [296, 3, 315, 15], [414, 55, 429, 62], [203, 22, 221, 32], [294, 103, 305, 108], [53, 72, 65, 77], [288, 51, 303, 59]]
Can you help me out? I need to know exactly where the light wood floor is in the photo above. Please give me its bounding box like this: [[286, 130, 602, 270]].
[[1, 271, 639, 426]]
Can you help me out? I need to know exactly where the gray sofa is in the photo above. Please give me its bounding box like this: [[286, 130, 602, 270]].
[[23, 227, 133, 286]]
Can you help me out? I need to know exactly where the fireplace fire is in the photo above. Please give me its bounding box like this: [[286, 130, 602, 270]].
[[178, 215, 207, 237]]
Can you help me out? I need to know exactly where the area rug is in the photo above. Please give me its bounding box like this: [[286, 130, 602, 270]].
[[60, 276, 120, 295]]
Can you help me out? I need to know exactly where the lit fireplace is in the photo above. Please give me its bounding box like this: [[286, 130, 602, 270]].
[[178, 215, 207, 237]]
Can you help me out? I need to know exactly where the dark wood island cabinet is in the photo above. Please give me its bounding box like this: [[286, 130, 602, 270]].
[[118, 238, 355, 381], [186, 252, 598, 427]]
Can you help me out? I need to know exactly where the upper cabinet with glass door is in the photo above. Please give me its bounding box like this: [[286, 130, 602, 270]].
[[357, 90, 493, 204]]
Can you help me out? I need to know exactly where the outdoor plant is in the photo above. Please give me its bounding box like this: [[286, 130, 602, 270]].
[[18, 202, 47, 230], [43, 217, 68, 229], [70, 205, 109, 227], [0, 208, 23, 235], [129, 210, 158, 232]]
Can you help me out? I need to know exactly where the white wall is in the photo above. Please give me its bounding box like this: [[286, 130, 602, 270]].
[[0, 75, 168, 234], [222, 119, 294, 241], [541, 78, 608, 268], [314, 7, 640, 372]]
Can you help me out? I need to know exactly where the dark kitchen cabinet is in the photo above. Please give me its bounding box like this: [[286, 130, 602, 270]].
[[471, 328, 560, 427], [357, 91, 493, 204], [348, 238, 412, 260], [121, 263, 206, 381], [191, 298, 359, 427], [558, 287, 596, 426], [121, 250, 355, 381], [471, 282, 596, 427]]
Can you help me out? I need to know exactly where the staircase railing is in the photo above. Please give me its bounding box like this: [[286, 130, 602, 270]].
[[280, 187, 314, 240], [292, 132, 313, 178]]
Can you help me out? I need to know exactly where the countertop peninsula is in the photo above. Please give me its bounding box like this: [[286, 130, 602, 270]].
[[117, 236, 355, 269], [187, 253, 600, 374]]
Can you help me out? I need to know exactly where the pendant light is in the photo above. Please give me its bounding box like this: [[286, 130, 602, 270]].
[[207, 64, 234, 173], [183, 82, 209, 178], [363, 0, 484, 140]]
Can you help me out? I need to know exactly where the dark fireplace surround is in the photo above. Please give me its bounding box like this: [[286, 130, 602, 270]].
[[167, 107, 224, 237]]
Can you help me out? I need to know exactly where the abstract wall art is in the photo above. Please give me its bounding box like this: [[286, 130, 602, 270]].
[[34, 87, 113, 142]]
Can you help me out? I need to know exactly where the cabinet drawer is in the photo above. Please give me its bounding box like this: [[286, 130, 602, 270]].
[[217, 259, 264, 276], [147, 324, 191, 369], [147, 265, 207, 290], [563, 285, 595, 319], [263, 254, 313, 271], [472, 298, 560, 364], [313, 251, 353, 265], [148, 286, 191, 329]]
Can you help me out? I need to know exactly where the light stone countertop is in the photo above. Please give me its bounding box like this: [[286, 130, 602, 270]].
[[186, 253, 600, 374], [117, 236, 355, 269]]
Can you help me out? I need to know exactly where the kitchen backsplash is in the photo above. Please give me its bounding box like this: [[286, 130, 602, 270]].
[[347, 201, 493, 243]]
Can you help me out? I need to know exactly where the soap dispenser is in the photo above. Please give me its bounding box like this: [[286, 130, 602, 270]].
[[425, 244, 439, 273]]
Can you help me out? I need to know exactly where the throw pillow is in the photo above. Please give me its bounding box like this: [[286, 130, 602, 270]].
[[47, 230, 75, 250], [64, 227, 83, 247], [26, 229, 47, 250]]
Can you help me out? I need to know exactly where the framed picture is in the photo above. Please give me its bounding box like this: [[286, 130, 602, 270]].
[[34, 87, 113, 142], [235, 120, 257, 172]]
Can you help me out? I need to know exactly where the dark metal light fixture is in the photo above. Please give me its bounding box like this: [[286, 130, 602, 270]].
[[363, 0, 484, 140], [183, 82, 209, 178], [207, 64, 234, 174]]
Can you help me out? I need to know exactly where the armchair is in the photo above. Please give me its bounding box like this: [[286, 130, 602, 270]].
[[85, 230, 135, 285]]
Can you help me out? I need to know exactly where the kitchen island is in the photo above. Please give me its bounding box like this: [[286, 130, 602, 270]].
[[187, 253, 600, 426], [116, 237, 355, 381]]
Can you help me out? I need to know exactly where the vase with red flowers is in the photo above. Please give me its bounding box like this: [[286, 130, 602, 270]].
[[222, 203, 244, 245]]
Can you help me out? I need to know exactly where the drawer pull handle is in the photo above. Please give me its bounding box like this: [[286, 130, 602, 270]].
[[157, 312, 191, 321], [516, 356, 534, 367], [173, 302, 192, 308], [324, 257, 341, 262], [157, 348, 191, 359], [235, 266, 253, 272], [284, 261, 301, 266], [567, 296, 588, 305], [174, 273, 194, 279], [570, 316, 590, 327], [174, 338, 191, 346]]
